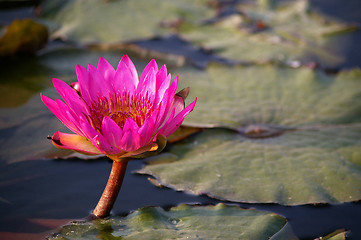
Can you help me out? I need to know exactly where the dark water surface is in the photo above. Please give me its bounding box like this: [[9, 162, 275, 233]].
[[0, 158, 360, 239]]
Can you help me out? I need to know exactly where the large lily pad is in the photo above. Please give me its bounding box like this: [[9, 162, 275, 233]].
[[180, 0, 356, 66], [49, 204, 286, 240], [175, 64, 361, 130], [39, 0, 213, 44], [139, 125, 361, 205]]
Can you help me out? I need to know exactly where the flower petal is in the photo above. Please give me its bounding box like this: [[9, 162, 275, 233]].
[[87, 64, 108, 97], [155, 76, 179, 129], [139, 112, 156, 146], [154, 66, 170, 107], [140, 59, 157, 84], [120, 55, 138, 86], [114, 61, 136, 93], [172, 87, 190, 116], [51, 131, 102, 155], [76, 64, 92, 105], [52, 78, 89, 115], [114, 55, 139, 92], [80, 118, 125, 155], [136, 66, 156, 102], [92, 135, 122, 155], [55, 99, 85, 135], [101, 116, 123, 148], [119, 118, 141, 152], [159, 98, 197, 137], [97, 57, 115, 84], [120, 134, 167, 159], [41, 94, 82, 135]]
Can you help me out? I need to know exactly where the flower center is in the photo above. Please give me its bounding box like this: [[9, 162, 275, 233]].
[[89, 91, 154, 132]]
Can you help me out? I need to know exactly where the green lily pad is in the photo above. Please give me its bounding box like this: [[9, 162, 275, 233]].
[[175, 64, 361, 130], [49, 204, 286, 240], [39, 0, 213, 44], [315, 230, 347, 240], [139, 125, 361, 205], [180, 0, 356, 66]]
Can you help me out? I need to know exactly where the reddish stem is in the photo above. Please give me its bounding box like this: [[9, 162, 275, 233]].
[[93, 159, 128, 218]]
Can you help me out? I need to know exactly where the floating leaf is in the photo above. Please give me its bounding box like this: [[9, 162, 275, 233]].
[[175, 64, 361, 130], [180, 0, 356, 66], [315, 229, 347, 240], [139, 126, 361, 205], [39, 0, 213, 44], [0, 18, 48, 57], [167, 126, 202, 144], [49, 204, 286, 240]]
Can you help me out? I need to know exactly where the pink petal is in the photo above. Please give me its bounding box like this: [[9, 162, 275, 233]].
[[158, 108, 175, 133], [41, 94, 82, 135], [55, 99, 84, 135], [52, 78, 89, 115], [136, 66, 156, 102], [139, 113, 156, 146], [155, 76, 179, 129], [114, 61, 137, 93], [101, 116, 123, 148], [87, 64, 109, 99], [97, 57, 115, 84], [51, 131, 102, 155], [120, 55, 139, 86], [140, 59, 157, 83], [92, 135, 121, 155], [171, 94, 186, 116], [159, 98, 197, 137], [154, 66, 170, 107], [119, 118, 141, 151], [76, 64, 92, 105], [79, 119, 121, 155], [79, 119, 100, 140]]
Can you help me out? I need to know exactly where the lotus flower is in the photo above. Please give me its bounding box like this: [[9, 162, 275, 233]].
[[41, 55, 196, 161], [41, 55, 196, 218]]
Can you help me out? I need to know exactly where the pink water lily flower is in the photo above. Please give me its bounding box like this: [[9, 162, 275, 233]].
[[41, 55, 196, 161]]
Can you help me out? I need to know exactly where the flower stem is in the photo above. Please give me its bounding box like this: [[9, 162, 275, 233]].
[[93, 159, 128, 218]]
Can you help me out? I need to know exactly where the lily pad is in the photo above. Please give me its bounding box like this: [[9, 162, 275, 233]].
[[139, 125, 361, 205], [49, 204, 286, 240], [180, 0, 356, 66], [175, 64, 361, 130], [315, 229, 347, 240], [39, 0, 213, 44]]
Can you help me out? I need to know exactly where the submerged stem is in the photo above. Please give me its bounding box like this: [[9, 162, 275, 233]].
[[93, 159, 128, 218]]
